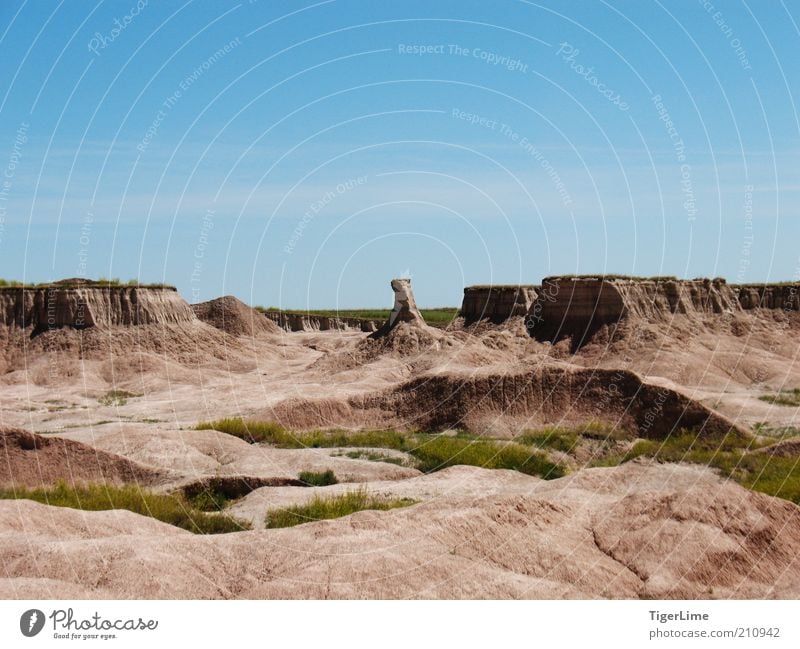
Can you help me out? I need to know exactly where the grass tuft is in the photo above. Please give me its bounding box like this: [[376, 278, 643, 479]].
[[265, 486, 415, 528], [97, 390, 142, 406], [298, 470, 339, 487], [0, 481, 250, 533]]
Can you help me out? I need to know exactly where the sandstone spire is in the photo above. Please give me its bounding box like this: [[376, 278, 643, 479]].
[[388, 278, 424, 327]]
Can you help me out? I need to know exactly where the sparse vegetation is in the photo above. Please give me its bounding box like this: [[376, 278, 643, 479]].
[[97, 389, 142, 406], [184, 478, 248, 512], [753, 422, 800, 438], [758, 388, 800, 407], [0, 481, 250, 533], [0, 278, 175, 289], [265, 486, 416, 528], [517, 421, 623, 453], [255, 306, 458, 327], [590, 428, 800, 505], [298, 470, 339, 486], [196, 419, 408, 450], [544, 274, 679, 282], [196, 418, 566, 479]]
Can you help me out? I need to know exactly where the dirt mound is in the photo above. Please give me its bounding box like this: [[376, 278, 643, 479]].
[[310, 321, 448, 375], [192, 296, 280, 337], [0, 427, 169, 488], [269, 363, 740, 437], [1, 461, 797, 599]]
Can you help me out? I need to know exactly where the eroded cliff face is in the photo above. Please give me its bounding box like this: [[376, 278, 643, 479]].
[[262, 311, 379, 332], [459, 285, 538, 324], [0, 286, 196, 330], [527, 276, 800, 346], [528, 277, 755, 343], [735, 284, 800, 311]]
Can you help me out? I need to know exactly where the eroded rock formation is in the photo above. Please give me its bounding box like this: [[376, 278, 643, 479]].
[[526, 276, 800, 346], [0, 284, 195, 330], [262, 311, 379, 332], [388, 278, 424, 327], [735, 284, 800, 311], [459, 285, 538, 324]]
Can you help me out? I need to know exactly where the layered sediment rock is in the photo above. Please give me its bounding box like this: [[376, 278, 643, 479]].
[[0, 284, 195, 330], [262, 311, 379, 332], [527, 276, 800, 346], [528, 277, 745, 344], [735, 284, 800, 311], [459, 285, 538, 324]]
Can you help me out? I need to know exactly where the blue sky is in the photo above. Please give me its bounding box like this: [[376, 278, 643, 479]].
[[0, 0, 798, 308]]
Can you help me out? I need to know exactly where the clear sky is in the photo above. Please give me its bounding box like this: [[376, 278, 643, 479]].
[[0, 1, 798, 308]]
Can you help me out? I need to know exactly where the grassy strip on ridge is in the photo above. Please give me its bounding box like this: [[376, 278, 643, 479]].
[[758, 389, 800, 407], [197, 418, 565, 479], [265, 486, 415, 528], [0, 481, 251, 533]]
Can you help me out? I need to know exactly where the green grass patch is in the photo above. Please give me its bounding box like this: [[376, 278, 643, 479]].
[[196, 418, 408, 450], [753, 422, 800, 438], [409, 436, 565, 478], [758, 389, 800, 407], [197, 418, 565, 479], [298, 470, 339, 486], [97, 389, 142, 406], [187, 485, 233, 511], [265, 486, 416, 528], [0, 481, 250, 533]]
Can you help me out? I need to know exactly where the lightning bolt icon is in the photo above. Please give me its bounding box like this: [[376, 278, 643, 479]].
[[28, 611, 37, 632]]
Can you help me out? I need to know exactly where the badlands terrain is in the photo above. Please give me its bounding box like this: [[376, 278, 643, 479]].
[[1, 275, 800, 599]]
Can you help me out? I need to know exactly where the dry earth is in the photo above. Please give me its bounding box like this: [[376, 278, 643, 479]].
[[1, 285, 799, 598]]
